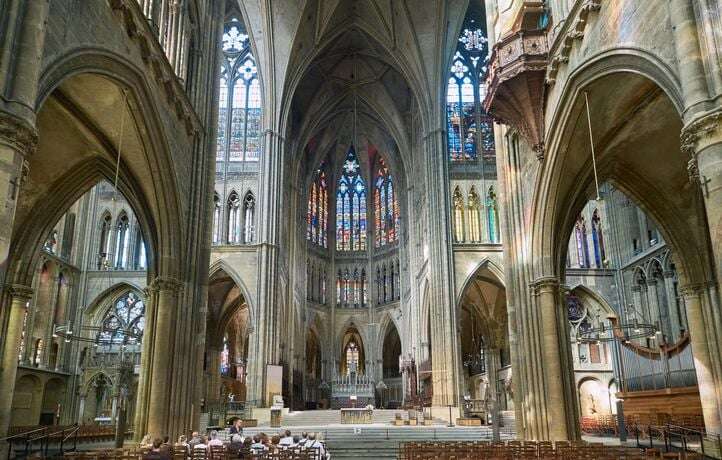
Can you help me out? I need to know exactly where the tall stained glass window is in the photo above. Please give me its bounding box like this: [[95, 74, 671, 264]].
[[374, 158, 399, 247], [336, 147, 367, 251], [217, 18, 262, 164], [486, 186, 499, 243], [446, 4, 494, 162], [453, 187, 465, 242], [575, 215, 590, 268], [468, 187, 481, 242], [591, 209, 606, 268], [307, 163, 328, 248]]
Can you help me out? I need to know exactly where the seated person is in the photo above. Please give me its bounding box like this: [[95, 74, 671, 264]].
[[279, 430, 294, 446], [188, 431, 202, 449], [142, 438, 167, 460], [193, 436, 208, 451], [251, 435, 267, 453], [208, 430, 224, 447], [306, 434, 329, 459]]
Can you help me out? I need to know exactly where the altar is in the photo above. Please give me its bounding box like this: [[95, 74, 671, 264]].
[[340, 407, 373, 424]]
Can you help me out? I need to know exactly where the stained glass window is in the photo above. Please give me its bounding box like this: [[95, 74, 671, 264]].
[[227, 192, 241, 243], [446, 5, 494, 162], [220, 334, 230, 375], [453, 187, 465, 242], [114, 213, 130, 269], [575, 215, 590, 268], [217, 18, 261, 164], [307, 163, 328, 247], [212, 194, 221, 244], [336, 147, 367, 251], [486, 186, 499, 243], [97, 291, 145, 345], [374, 158, 399, 247], [468, 187, 481, 242], [591, 209, 605, 268]]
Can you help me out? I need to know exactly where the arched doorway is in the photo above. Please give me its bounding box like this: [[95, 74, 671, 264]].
[[205, 268, 251, 422], [340, 326, 365, 376], [457, 262, 510, 428], [380, 321, 402, 408]]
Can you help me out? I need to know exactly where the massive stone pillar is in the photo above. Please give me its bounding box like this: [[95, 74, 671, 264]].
[[145, 277, 182, 438], [0, 285, 33, 447], [423, 128, 461, 408], [530, 277, 576, 440], [681, 284, 722, 435], [247, 128, 284, 407], [0, 0, 48, 288], [670, 0, 722, 436]]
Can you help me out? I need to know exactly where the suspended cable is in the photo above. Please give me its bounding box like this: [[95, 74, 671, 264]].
[[584, 91, 601, 201]]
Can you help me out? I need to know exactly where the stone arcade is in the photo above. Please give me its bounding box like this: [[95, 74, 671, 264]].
[[1, 0, 721, 457]]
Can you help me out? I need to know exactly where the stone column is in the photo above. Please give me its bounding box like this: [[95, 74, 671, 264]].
[[0, 115, 36, 288], [0, 285, 33, 445], [681, 285, 722, 435], [423, 128, 460, 408], [143, 277, 182, 439], [206, 347, 222, 405], [530, 277, 573, 440], [485, 347, 501, 441], [76, 393, 86, 424]]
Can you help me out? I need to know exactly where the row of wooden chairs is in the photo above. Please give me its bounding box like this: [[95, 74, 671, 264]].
[[580, 415, 706, 436], [399, 440, 703, 459]]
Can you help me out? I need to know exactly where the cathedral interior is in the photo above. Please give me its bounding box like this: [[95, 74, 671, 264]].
[[1, 0, 722, 457]]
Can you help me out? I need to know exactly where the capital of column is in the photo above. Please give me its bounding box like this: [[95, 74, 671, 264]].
[[663, 270, 675, 279], [263, 129, 285, 141], [529, 276, 559, 294], [149, 276, 183, 292], [681, 109, 722, 183], [631, 285, 642, 292], [4, 284, 33, 302], [0, 111, 38, 156], [679, 282, 714, 299], [681, 109, 722, 155]]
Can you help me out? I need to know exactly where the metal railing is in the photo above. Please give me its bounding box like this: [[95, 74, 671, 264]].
[[1, 424, 78, 460], [633, 423, 722, 459]]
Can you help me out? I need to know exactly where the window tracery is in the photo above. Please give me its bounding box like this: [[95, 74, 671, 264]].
[[374, 158, 399, 247], [446, 7, 494, 162], [114, 213, 130, 269], [468, 187, 481, 243], [217, 18, 261, 164], [307, 163, 328, 248], [336, 147, 367, 251], [453, 187, 465, 242], [97, 292, 145, 345], [486, 186, 499, 243]]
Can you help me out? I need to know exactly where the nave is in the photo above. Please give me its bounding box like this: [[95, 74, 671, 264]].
[[1, 0, 722, 459]]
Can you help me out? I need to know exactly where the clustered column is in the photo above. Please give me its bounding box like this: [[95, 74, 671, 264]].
[[0, 285, 33, 443]]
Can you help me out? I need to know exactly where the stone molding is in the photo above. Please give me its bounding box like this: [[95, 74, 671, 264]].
[[4, 284, 34, 301], [546, 0, 602, 85], [0, 111, 38, 156], [149, 276, 183, 292], [679, 281, 716, 298], [109, 0, 201, 136], [529, 276, 560, 294]]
